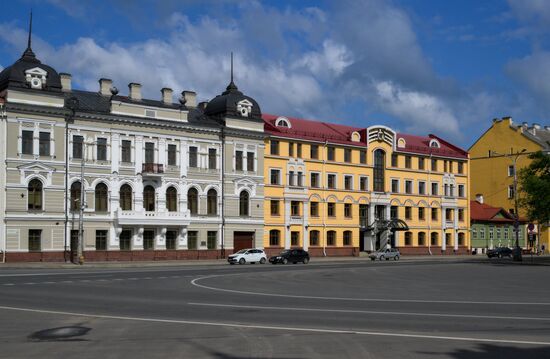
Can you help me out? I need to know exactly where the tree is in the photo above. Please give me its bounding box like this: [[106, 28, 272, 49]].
[[519, 151, 550, 224]]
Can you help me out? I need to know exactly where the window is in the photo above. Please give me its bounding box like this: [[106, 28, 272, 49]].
[[28, 229, 41, 251], [207, 189, 217, 215], [344, 148, 352, 163], [444, 160, 448, 173], [310, 202, 319, 216], [70, 181, 81, 211], [327, 174, 336, 189], [418, 232, 426, 246], [446, 208, 453, 221], [270, 200, 280, 216], [391, 153, 398, 167], [189, 146, 198, 168], [188, 231, 198, 249], [27, 179, 43, 210], [269, 230, 280, 246], [472, 228, 477, 239], [291, 201, 300, 216], [327, 231, 336, 246], [144, 185, 155, 212], [97, 138, 107, 161], [444, 184, 449, 197], [405, 156, 412, 169], [373, 149, 385, 192], [288, 171, 295, 186], [391, 179, 399, 193], [360, 150, 366, 164], [22, 130, 34, 155], [458, 184, 465, 198], [270, 140, 279, 155], [297, 172, 303, 187], [310, 173, 320, 188], [119, 230, 131, 250], [431, 208, 438, 221], [327, 202, 336, 217], [143, 230, 154, 250], [449, 161, 453, 173], [187, 188, 198, 215], [405, 232, 412, 246], [405, 180, 412, 194], [431, 159, 438, 171], [297, 143, 302, 158], [270, 169, 280, 185], [207, 231, 217, 249], [39, 132, 50, 156], [450, 184, 455, 197], [418, 181, 426, 195], [458, 233, 465, 246], [121, 140, 131, 162], [72, 135, 83, 159], [431, 232, 439, 246], [168, 144, 177, 166], [288, 142, 294, 157], [390, 206, 398, 219], [145, 142, 155, 164], [489, 227, 494, 240], [480, 228, 485, 239], [458, 162, 464, 174], [96, 230, 107, 250], [166, 231, 177, 250], [418, 207, 425, 220], [239, 191, 249, 216], [209, 148, 217, 169], [291, 231, 299, 246], [405, 206, 412, 220], [418, 157, 425, 170], [360, 204, 368, 226], [327, 146, 335, 161], [496, 228, 501, 239], [508, 185, 514, 199], [247, 152, 254, 171], [504, 228, 509, 240], [95, 183, 108, 212], [235, 150, 243, 171], [445, 233, 452, 246], [343, 231, 352, 246], [310, 145, 319, 159], [119, 184, 132, 210], [458, 208, 464, 221], [166, 187, 178, 212], [431, 182, 438, 196], [344, 203, 352, 218], [344, 175, 353, 190], [360, 177, 368, 191], [310, 230, 319, 246]]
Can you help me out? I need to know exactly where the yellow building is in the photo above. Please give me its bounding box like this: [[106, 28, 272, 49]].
[[469, 117, 550, 251], [263, 114, 470, 256]]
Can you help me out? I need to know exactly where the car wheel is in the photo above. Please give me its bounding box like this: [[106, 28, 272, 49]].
[[282, 258, 288, 264], [260, 258, 266, 264], [380, 255, 385, 261], [239, 258, 245, 265], [498, 253, 502, 258], [303, 257, 309, 264], [370, 258, 375, 261], [229, 262, 235, 265], [394, 256, 399, 261]]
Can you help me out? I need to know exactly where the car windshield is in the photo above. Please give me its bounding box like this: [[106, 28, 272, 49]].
[[236, 249, 248, 254]]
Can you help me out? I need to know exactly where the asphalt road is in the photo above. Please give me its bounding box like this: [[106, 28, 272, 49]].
[[1, 258, 549, 358]]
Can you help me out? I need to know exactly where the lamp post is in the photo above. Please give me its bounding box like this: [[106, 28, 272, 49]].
[[64, 97, 78, 263]]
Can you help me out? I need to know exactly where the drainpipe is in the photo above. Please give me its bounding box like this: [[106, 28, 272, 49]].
[[428, 150, 432, 255], [322, 140, 327, 257], [0, 101, 5, 263]]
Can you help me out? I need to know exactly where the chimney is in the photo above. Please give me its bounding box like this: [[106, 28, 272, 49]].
[[533, 123, 541, 130], [198, 101, 208, 111], [182, 90, 197, 108], [128, 83, 142, 101], [545, 126, 550, 131], [60, 73, 71, 92], [475, 194, 484, 204], [99, 78, 113, 96], [522, 122, 528, 127], [161, 88, 173, 105]]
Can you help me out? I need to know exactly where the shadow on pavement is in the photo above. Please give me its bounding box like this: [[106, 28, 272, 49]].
[[420, 343, 550, 359]]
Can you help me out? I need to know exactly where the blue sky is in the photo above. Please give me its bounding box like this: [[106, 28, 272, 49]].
[[1, 0, 549, 148]]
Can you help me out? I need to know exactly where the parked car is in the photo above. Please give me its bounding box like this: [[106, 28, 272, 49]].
[[369, 248, 400, 261], [269, 249, 310, 264], [227, 249, 267, 265], [486, 247, 513, 259]]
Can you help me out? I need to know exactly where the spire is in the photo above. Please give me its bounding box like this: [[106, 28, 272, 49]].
[[225, 51, 238, 92], [21, 10, 37, 60]]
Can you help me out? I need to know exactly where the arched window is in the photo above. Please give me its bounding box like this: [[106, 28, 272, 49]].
[[143, 185, 155, 212], [373, 149, 385, 192], [119, 184, 132, 211], [95, 183, 108, 212], [28, 179, 43, 210], [310, 230, 320, 246], [207, 188, 217, 215], [269, 230, 280, 246], [343, 230, 352, 246], [404, 231, 413, 246], [327, 230, 336, 246], [70, 181, 81, 211], [187, 187, 198, 215], [418, 232, 426, 246], [239, 191, 249, 217], [431, 232, 439, 246], [166, 186, 177, 212]]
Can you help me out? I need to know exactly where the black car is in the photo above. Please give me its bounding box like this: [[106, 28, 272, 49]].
[[269, 249, 310, 264], [487, 247, 513, 258]]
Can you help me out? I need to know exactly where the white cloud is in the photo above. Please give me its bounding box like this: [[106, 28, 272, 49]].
[[506, 51, 550, 109], [293, 40, 353, 79]]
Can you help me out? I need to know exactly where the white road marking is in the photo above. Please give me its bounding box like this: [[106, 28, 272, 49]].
[[0, 305, 549, 346], [191, 275, 550, 306], [187, 302, 550, 322]]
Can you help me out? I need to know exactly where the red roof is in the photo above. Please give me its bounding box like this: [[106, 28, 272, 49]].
[[470, 201, 514, 222], [263, 113, 468, 158]]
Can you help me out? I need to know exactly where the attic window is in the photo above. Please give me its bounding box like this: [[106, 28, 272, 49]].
[[429, 139, 440, 148], [145, 109, 156, 118], [275, 117, 291, 129], [350, 131, 361, 142], [397, 138, 406, 148]]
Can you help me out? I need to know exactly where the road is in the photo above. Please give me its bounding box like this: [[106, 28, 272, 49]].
[[1, 258, 549, 358]]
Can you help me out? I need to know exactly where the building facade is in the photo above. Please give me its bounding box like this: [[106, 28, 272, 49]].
[[469, 117, 550, 252], [263, 114, 471, 256]]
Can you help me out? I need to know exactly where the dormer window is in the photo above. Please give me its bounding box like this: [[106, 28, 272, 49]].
[[429, 139, 440, 148], [350, 131, 361, 142], [25, 67, 48, 89], [397, 138, 406, 148], [236, 99, 253, 117], [275, 117, 291, 129]]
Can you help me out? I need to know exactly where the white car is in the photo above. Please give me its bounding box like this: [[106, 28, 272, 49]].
[[227, 249, 267, 265]]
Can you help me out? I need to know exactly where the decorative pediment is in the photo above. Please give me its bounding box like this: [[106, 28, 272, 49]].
[[236, 99, 253, 118], [18, 162, 55, 186], [25, 67, 48, 89], [234, 177, 256, 196], [367, 126, 395, 146], [18, 161, 56, 172]]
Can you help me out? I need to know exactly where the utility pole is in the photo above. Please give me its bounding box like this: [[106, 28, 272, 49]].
[[78, 140, 85, 265], [512, 149, 527, 262]]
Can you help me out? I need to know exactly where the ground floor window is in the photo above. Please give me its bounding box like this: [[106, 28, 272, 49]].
[[418, 232, 426, 246], [310, 230, 319, 246], [28, 229, 41, 252], [431, 232, 439, 246], [188, 231, 198, 249], [458, 233, 465, 246], [404, 231, 412, 246], [143, 230, 155, 250], [327, 231, 336, 246], [269, 230, 280, 246], [445, 233, 452, 246], [166, 231, 177, 250], [207, 231, 217, 249], [291, 231, 299, 246], [120, 230, 131, 251], [343, 231, 352, 246], [96, 230, 108, 250]]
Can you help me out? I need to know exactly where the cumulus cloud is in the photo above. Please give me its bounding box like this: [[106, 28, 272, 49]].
[[506, 51, 550, 109]]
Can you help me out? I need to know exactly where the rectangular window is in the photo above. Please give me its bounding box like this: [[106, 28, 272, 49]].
[[444, 160, 448, 173], [310, 145, 319, 159], [431, 208, 438, 221], [431, 182, 438, 196], [472, 228, 477, 239], [143, 230, 155, 250], [418, 157, 425, 170], [310, 202, 319, 217], [188, 231, 198, 249], [343, 231, 352, 246], [288, 142, 294, 157], [496, 228, 501, 239], [458, 184, 465, 198], [391, 153, 398, 167], [310, 173, 320, 188], [405, 156, 412, 169], [270, 140, 279, 155], [207, 231, 217, 249], [22, 130, 34, 155], [291, 201, 300, 216], [504, 228, 509, 240], [405, 206, 412, 220], [270, 169, 280, 185], [246, 152, 254, 171], [508, 185, 514, 199], [288, 171, 295, 186], [360, 150, 366, 164], [327, 231, 336, 246], [327, 146, 335, 161], [297, 143, 302, 158], [405, 180, 413, 194], [145, 142, 155, 164], [344, 148, 352, 163], [480, 228, 485, 239], [188, 146, 198, 168], [359, 204, 368, 227], [270, 200, 280, 216], [431, 159, 438, 171], [458, 208, 464, 221], [344, 203, 352, 218], [121, 140, 131, 162], [95, 230, 107, 250], [72, 135, 83, 159], [418, 181, 426, 195], [168, 144, 177, 166], [310, 231, 319, 246], [344, 175, 353, 190], [458, 162, 464, 174], [489, 227, 494, 240], [327, 202, 336, 217], [446, 208, 453, 221], [235, 150, 243, 171], [97, 138, 107, 161], [449, 161, 454, 173], [166, 231, 177, 250], [327, 174, 336, 189], [418, 207, 425, 220], [360, 177, 368, 191], [446, 233, 452, 246], [390, 206, 398, 219], [209, 148, 217, 169], [28, 229, 41, 252], [291, 232, 299, 246], [39, 132, 50, 156]]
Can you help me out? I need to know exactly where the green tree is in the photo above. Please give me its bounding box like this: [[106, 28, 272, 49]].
[[519, 151, 550, 223]]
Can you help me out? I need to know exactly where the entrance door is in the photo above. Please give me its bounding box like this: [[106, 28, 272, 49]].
[[233, 231, 254, 252]]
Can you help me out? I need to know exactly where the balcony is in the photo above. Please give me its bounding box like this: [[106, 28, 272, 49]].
[[116, 209, 190, 226], [142, 163, 164, 174]]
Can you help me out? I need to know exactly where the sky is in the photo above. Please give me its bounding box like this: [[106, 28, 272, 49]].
[[1, 0, 550, 149]]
